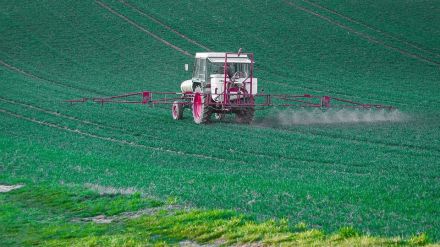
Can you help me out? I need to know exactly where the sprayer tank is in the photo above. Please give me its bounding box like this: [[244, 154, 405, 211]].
[[180, 80, 193, 93]]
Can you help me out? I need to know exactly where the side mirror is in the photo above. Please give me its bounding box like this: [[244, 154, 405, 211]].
[[184, 64, 189, 71]]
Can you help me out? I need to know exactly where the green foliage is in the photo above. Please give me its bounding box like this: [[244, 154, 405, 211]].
[[408, 233, 431, 246], [6, 183, 162, 217], [2, 183, 433, 246], [294, 221, 308, 232], [165, 196, 178, 205], [338, 226, 360, 239]]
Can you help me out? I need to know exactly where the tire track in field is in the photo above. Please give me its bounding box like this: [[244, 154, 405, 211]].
[[2, 8, 124, 87], [0, 59, 107, 96], [1, 59, 433, 161], [1, 100, 377, 174], [2, 97, 289, 166], [95, 0, 192, 57], [0, 97, 239, 163], [0, 97, 339, 169], [0, 107, 232, 163], [0, 96, 378, 171], [0, 96, 130, 134], [15, 93, 440, 171], [0, 97, 232, 162], [118, 0, 211, 52], [270, 126, 440, 158], [5, 95, 434, 176], [302, 0, 440, 58], [108, 0, 332, 95], [1, 95, 376, 177], [4, 77, 430, 165], [40, 3, 178, 82], [284, 0, 440, 67]]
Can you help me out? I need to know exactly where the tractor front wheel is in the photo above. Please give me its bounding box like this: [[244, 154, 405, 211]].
[[172, 101, 183, 120], [192, 90, 211, 124]]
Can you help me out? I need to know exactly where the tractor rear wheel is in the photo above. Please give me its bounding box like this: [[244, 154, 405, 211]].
[[192, 89, 211, 124], [235, 97, 255, 124], [172, 101, 183, 120]]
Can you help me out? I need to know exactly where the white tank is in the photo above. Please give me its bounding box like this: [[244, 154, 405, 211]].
[[210, 74, 226, 102], [180, 80, 193, 93]]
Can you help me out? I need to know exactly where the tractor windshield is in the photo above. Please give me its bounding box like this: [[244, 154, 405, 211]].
[[207, 61, 250, 79], [192, 58, 207, 83], [192, 56, 252, 83]]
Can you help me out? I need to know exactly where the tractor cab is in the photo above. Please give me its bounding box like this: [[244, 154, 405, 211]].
[[184, 52, 257, 102], [192, 52, 252, 85]]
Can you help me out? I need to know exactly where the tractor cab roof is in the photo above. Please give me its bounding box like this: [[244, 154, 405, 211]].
[[195, 52, 252, 63]]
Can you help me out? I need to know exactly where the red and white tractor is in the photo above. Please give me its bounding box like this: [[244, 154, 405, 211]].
[[173, 51, 257, 124]]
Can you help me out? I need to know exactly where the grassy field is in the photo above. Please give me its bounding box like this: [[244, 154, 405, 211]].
[[3, 181, 432, 246], [1, 0, 439, 244]]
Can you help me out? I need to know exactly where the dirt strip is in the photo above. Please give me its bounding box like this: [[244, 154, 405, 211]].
[[0, 184, 24, 193]]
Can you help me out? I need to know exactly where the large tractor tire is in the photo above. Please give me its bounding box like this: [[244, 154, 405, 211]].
[[235, 96, 255, 124], [192, 88, 211, 124], [172, 101, 183, 120]]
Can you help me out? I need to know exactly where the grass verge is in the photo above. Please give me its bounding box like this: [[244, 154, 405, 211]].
[[0, 180, 436, 246]]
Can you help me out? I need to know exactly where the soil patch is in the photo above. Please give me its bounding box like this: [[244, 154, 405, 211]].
[[0, 184, 24, 193]]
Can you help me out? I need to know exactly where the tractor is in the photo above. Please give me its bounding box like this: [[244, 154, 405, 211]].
[[173, 50, 257, 124]]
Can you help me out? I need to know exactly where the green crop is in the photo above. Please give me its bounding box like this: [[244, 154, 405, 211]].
[[0, 0, 439, 243], [0, 182, 433, 246]]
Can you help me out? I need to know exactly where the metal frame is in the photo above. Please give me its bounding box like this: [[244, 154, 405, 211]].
[[66, 91, 395, 110], [220, 52, 255, 109]]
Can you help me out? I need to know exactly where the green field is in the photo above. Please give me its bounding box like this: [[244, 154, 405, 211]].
[[1, 0, 439, 244], [5, 181, 430, 246]]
